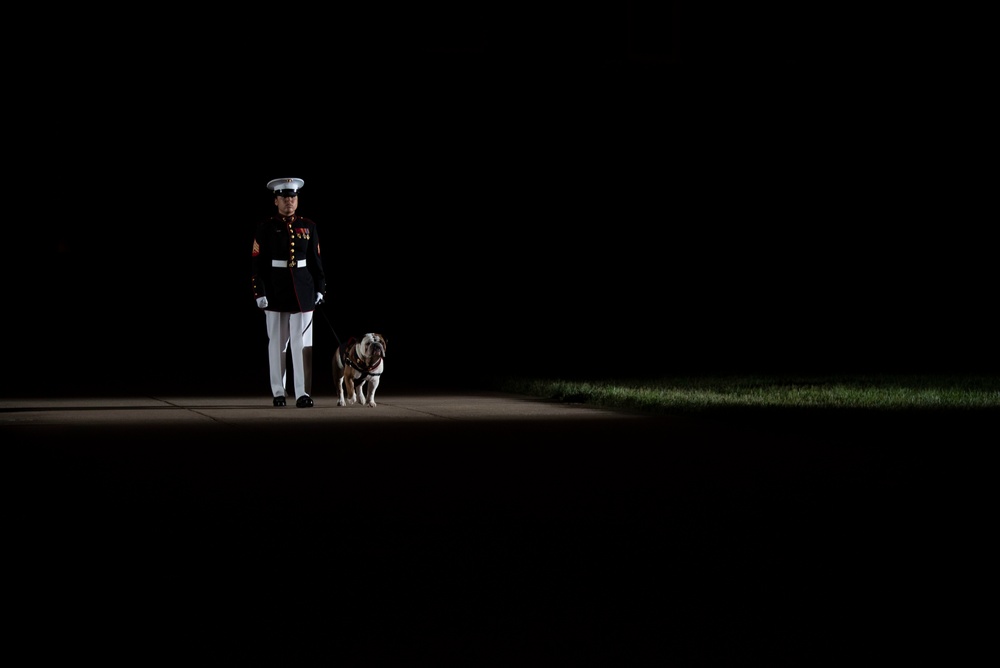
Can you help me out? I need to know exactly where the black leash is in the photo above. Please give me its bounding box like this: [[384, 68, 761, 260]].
[[315, 304, 343, 349], [316, 305, 372, 375]]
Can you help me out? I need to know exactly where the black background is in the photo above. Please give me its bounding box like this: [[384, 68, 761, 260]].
[[5, 4, 995, 397]]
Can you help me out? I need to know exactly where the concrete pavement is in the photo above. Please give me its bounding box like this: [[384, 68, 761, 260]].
[[1, 390, 645, 428], [3, 389, 977, 664]]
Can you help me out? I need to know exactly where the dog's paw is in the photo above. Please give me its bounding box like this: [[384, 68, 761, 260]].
[[337, 398, 346, 407]]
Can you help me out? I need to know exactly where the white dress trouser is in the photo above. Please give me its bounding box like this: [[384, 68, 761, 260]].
[[266, 311, 309, 399], [279, 311, 313, 395]]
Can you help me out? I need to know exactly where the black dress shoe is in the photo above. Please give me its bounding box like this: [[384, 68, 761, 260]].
[[296, 395, 314, 408], [273, 396, 286, 407]]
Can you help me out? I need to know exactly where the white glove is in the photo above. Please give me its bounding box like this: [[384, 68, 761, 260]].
[[315, 293, 325, 305], [256, 296, 268, 309]]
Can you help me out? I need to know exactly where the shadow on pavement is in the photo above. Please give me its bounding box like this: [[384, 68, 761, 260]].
[[4, 392, 989, 664]]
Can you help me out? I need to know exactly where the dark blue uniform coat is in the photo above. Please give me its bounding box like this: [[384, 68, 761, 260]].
[[251, 214, 327, 313]]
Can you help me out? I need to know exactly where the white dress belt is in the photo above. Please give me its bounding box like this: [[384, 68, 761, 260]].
[[271, 259, 306, 268]]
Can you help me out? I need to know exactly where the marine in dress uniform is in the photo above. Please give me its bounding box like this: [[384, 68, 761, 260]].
[[252, 178, 328, 407]]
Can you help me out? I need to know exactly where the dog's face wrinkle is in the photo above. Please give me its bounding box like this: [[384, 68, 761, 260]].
[[360, 334, 386, 359]]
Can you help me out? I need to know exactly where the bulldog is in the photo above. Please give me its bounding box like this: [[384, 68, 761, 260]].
[[335, 333, 387, 407]]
